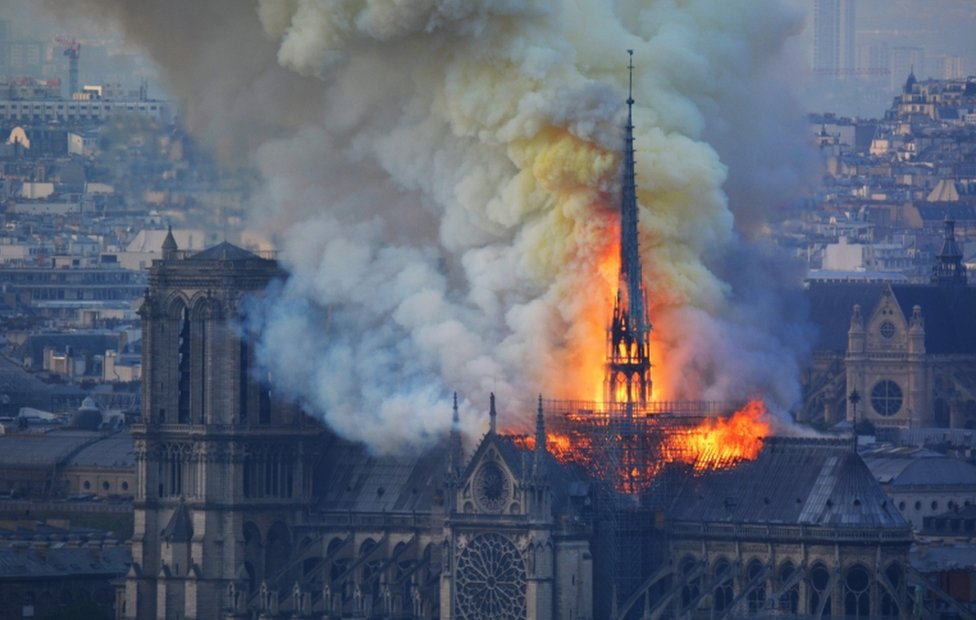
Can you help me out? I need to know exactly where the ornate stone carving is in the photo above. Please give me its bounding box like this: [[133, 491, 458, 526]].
[[454, 532, 527, 620]]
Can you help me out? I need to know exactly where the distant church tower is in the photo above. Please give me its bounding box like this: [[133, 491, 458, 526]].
[[606, 51, 652, 407], [931, 219, 967, 286], [125, 239, 321, 620]]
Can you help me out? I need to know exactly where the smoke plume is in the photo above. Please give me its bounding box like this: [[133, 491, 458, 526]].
[[46, 0, 815, 453]]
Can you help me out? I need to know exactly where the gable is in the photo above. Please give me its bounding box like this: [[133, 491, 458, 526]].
[[805, 281, 976, 355], [460, 438, 521, 515], [865, 284, 908, 352]]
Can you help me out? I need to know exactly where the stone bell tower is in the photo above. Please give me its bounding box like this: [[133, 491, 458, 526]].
[[125, 239, 321, 620]]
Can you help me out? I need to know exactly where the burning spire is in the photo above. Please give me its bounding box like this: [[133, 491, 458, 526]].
[[606, 51, 652, 407]]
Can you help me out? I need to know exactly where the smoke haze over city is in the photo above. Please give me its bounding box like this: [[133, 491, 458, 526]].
[[4, 0, 973, 452]]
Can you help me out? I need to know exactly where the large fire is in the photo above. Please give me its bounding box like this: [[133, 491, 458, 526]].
[[512, 399, 770, 494], [519, 84, 772, 493]]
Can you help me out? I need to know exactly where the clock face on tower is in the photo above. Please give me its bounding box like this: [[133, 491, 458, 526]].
[[474, 461, 510, 513]]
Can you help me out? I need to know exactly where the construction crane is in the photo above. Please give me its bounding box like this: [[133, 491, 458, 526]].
[[54, 36, 81, 97]]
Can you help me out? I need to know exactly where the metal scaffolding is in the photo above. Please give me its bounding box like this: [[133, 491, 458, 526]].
[[542, 399, 746, 619]]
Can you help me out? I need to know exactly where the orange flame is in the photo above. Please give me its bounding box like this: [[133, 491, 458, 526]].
[[508, 400, 770, 494], [666, 400, 770, 472]]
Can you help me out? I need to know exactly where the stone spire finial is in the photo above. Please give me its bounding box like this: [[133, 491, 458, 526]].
[[533, 395, 547, 477], [489, 392, 497, 435], [162, 224, 178, 260]]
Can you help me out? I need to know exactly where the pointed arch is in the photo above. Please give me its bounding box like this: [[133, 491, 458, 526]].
[[843, 563, 871, 619], [265, 521, 292, 582]]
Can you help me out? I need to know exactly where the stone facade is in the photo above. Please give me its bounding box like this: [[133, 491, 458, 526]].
[[124, 241, 321, 620], [803, 280, 976, 429], [126, 241, 594, 620]]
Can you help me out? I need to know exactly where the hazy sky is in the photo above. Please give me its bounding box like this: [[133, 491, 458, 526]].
[[1, 0, 973, 115], [855, 0, 976, 59]]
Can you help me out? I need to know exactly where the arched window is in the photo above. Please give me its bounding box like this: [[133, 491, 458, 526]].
[[713, 558, 734, 613], [178, 306, 191, 423], [239, 339, 249, 423], [680, 555, 700, 609], [778, 561, 799, 614], [809, 562, 832, 617], [844, 564, 871, 618], [243, 522, 262, 593], [265, 521, 293, 583], [880, 563, 902, 619], [746, 559, 766, 612]]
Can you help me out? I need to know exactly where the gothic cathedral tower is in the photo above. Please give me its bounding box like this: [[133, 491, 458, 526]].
[[125, 235, 322, 620]]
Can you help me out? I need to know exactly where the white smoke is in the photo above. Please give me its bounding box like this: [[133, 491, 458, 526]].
[[46, 0, 815, 453]]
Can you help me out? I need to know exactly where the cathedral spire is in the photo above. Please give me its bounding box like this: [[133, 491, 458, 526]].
[[620, 49, 645, 332], [606, 51, 653, 407]]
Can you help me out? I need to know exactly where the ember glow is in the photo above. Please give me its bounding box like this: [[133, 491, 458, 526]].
[[511, 399, 771, 494], [665, 400, 770, 472]]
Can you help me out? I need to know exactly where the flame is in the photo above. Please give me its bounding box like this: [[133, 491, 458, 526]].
[[666, 399, 770, 472], [507, 400, 770, 494]]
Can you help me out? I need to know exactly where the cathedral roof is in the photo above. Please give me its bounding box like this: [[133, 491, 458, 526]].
[[805, 282, 976, 354], [314, 436, 447, 514], [667, 438, 909, 530], [186, 241, 268, 263]]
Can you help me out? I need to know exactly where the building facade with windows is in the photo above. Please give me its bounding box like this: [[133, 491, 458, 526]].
[[802, 222, 976, 429]]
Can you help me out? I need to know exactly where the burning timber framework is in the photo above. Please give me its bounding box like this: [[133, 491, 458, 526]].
[[542, 399, 751, 493]]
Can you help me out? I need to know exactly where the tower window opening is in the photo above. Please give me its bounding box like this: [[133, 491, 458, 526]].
[[259, 379, 271, 425], [239, 340, 248, 423], [178, 307, 191, 424]]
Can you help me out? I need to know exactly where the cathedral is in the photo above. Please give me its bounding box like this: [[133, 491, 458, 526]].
[[124, 67, 926, 619], [126, 234, 922, 620]]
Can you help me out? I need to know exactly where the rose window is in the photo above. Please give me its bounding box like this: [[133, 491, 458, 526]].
[[474, 462, 510, 513], [871, 380, 903, 417], [455, 533, 527, 620]]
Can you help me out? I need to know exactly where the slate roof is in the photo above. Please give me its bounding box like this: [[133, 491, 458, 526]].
[[0, 355, 69, 409], [0, 523, 129, 580], [916, 203, 976, 223], [186, 242, 267, 263], [860, 446, 942, 484], [66, 431, 133, 469], [313, 431, 589, 517], [0, 431, 101, 466], [668, 438, 908, 529], [805, 282, 976, 354], [888, 457, 976, 488], [315, 436, 447, 514]]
